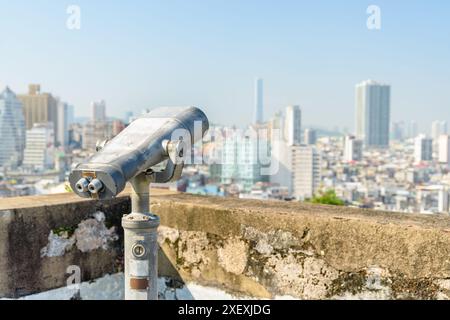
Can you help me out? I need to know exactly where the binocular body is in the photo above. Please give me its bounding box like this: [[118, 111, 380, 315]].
[[69, 106, 209, 200]]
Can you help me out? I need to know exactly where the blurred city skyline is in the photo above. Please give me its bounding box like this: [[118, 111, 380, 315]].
[[1, 1, 449, 131]]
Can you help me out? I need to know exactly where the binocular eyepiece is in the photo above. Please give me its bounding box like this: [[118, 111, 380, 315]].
[[75, 178, 103, 194]]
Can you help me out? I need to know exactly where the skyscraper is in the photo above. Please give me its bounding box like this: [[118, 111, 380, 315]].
[[82, 122, 112, 151], [414, 134, 433, 164], [439, 135, 450, 165], [23, 122, 55, 171], [0, 87, 26, 167], [291, 145, 321, 200], [391, 121, 405, 141], [355, 80, 391, 148], [344, 135, 363, 162], [56, 100, 70, 149], [216, 126, 265, 192], [407, 121, 419, 139], [284, 105, 302, 146], [83, 100, 110, 151], [253, 78, 263, 124], [91, 100, 106, 122], [67, 104, 75, 126], [431, 121, 448, 141], [304, 128, 317, 145], [17, 84, 58, 136]]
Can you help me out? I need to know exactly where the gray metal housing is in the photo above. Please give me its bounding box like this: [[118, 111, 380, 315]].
[[69, 106, 209, 199]]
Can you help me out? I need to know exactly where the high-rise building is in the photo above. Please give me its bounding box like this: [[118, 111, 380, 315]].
[[431, 121, 448, 141], [23, 122, 55, 171], [344, 135, 363, 162], [69, 123, 83, 149], [253, 78, 263, 124], [91, 100, 106, 122], [406, 121, 419, 139], [439, 135, 450, 165], [112, 119, 125, 137], [291, 145, 321, 200], [17, 84, 58, 137], [391, 121, 405, 141], [355, 80, 390, 148], [67, 104, 75, 126], [82, 121, 112, 151], [268, 113, 291, 193], [218, 126, 266, 192], [304, 128, 317, 145], [284, 105, 302, 146], [82, 100, 110, 151], [414, 134, 433, 164], [56, 101, 70, 149], [0, 87, 26, 167]]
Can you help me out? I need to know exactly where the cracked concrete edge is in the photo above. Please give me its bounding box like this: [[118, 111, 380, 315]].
[[0, 197, 130, 298], [150, 194, 450, 300], [157, 224, 450, 300], [3, 191, 450, 299], [150, 194, 450, 279]]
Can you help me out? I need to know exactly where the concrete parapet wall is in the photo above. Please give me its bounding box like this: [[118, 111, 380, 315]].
[[2, 190, 450, 299], [0, 193, 130, 298], [153, 193, 450, 299]]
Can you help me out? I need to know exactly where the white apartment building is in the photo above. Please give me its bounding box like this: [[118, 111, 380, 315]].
[[0, 87, 26, 167], [439, 134, 450, 165], [284, 105, 302, 146], [344, 135, 363, 162], [291, 145, 321, 200], [431, 121, 447, 141], [355, 80, 390, 148], [414, 134, 433, 164], [91, 100, 106, 122], [23, 122, 55, 170], [217, 126, 267, 192], [304, 128, 317, 145]]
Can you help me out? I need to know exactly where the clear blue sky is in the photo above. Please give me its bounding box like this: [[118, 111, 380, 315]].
[[1, 0, 449, 132]]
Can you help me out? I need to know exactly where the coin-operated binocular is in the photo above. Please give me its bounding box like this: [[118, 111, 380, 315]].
[[69, 106, 209, 300]]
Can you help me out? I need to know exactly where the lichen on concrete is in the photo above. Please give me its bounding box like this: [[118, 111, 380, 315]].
[[74, 211, 118, 253], [158, 225, 180, 244], [241, 226, 301, 256], [159, 228, 211, 278], [158, 218, 450, 300], [217, 238, 248, 275], [40, 211, 119, 257], [40, 231, 76, 258], [8, 189, 450, 299]]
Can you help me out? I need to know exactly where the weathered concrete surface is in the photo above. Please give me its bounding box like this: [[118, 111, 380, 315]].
[[0, 193, 130, 298], [152, 193, 450, 300], [2, 189, 450, 299]]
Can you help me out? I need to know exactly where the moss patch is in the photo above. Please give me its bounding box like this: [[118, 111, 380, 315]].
[[52, 226, 76, 238], [390, 276, 439, 300], [327, 271, 367, 297]]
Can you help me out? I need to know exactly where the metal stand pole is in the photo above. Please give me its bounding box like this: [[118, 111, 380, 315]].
[[122, 173, 160, 300]]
